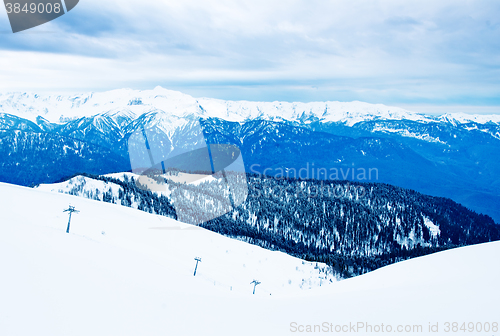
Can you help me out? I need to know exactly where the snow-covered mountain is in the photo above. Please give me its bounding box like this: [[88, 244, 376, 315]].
[[1, 87, 500, 223], [2, 86, 500, 127], [1, 181, 498, 336]]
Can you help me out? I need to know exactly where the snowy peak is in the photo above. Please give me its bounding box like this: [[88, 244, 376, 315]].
[[2, 87, 498, 127], [437, 112, 500, 125], [194, 97, 433, 126], [123, 109, 194, 137], [102, 108, 138, 128], [0, 87, 202, 124], [0, 112, 41, 132]]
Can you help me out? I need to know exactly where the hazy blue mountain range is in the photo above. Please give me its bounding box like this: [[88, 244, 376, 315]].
[[1, 87, 499, 222]]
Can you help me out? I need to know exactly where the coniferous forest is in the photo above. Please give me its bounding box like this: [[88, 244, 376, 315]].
[[48, 172, 500, 278]]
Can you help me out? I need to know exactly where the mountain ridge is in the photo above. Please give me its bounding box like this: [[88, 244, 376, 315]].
[[2, 86, 500, 126], [1, 88, 500, 223]]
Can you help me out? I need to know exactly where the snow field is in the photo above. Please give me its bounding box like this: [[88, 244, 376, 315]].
[[1, 182, 499, 336]]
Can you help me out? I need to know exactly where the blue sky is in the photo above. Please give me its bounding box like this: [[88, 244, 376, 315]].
[[0, 0, 499, 114]]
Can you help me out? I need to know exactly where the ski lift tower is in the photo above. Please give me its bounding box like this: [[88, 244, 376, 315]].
[[63, 205, 79, 233], [250, 280, 261, 294], [193, 257, 202, 276]]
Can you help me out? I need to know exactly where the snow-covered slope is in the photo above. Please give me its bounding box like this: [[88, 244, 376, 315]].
[[0, 182, 334, 295], [438, 112, 500, 125], [1, 182, 499, 336], [3, 86, 499, 126]]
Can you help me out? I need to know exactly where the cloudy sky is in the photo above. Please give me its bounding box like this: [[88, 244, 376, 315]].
[[0, 0, 499, 113]]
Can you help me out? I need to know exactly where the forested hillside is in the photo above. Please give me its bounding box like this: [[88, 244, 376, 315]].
[[38, 173, 500, 278]]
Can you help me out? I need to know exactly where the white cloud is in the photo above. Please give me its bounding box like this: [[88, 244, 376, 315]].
[[0, 0, 499, 109]]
